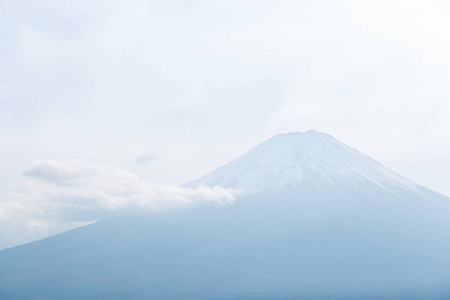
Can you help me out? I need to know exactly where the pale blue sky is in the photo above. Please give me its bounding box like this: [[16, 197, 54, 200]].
[[1, 0, 450, 248]]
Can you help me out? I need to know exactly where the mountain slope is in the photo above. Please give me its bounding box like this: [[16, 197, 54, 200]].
[[1, 131, 450, 299], [190, 130, 442, 203]]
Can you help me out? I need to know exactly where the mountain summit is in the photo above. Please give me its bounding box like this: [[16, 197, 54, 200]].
[[1, 131, 450, 299], [191, 130, 439, 204]]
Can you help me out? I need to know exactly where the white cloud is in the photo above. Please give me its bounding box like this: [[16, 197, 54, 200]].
[[0, 160, 236, 250]]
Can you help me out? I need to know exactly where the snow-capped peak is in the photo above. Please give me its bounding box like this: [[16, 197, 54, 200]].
[[189, 130, 429, 202]]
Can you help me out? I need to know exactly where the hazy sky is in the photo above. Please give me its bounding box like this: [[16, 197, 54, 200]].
[[1, 0, 450, 249]]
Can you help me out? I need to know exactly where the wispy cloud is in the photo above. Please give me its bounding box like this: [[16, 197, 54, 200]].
[[135, 152, 159, 164], [0, 160, 236, 250]]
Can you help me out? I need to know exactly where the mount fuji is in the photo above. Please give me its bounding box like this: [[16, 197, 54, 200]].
[[1, 130, 450, 299], [190, 130, 444, 203]]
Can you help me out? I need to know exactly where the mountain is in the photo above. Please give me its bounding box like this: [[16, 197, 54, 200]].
[[190, 130, 445, 203], [1, 130, 450, 299]]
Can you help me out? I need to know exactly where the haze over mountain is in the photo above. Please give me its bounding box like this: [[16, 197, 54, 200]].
[[1, 130, 450, 299], [190, 130, 443, 203]]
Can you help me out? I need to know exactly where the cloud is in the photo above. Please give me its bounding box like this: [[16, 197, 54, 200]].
[[0, 160, 236, 250], [135, 152, 158, 164], [23, 159, 95, 185]]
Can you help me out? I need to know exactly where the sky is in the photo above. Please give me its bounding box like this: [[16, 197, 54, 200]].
[[1, 0, 450, 249]]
